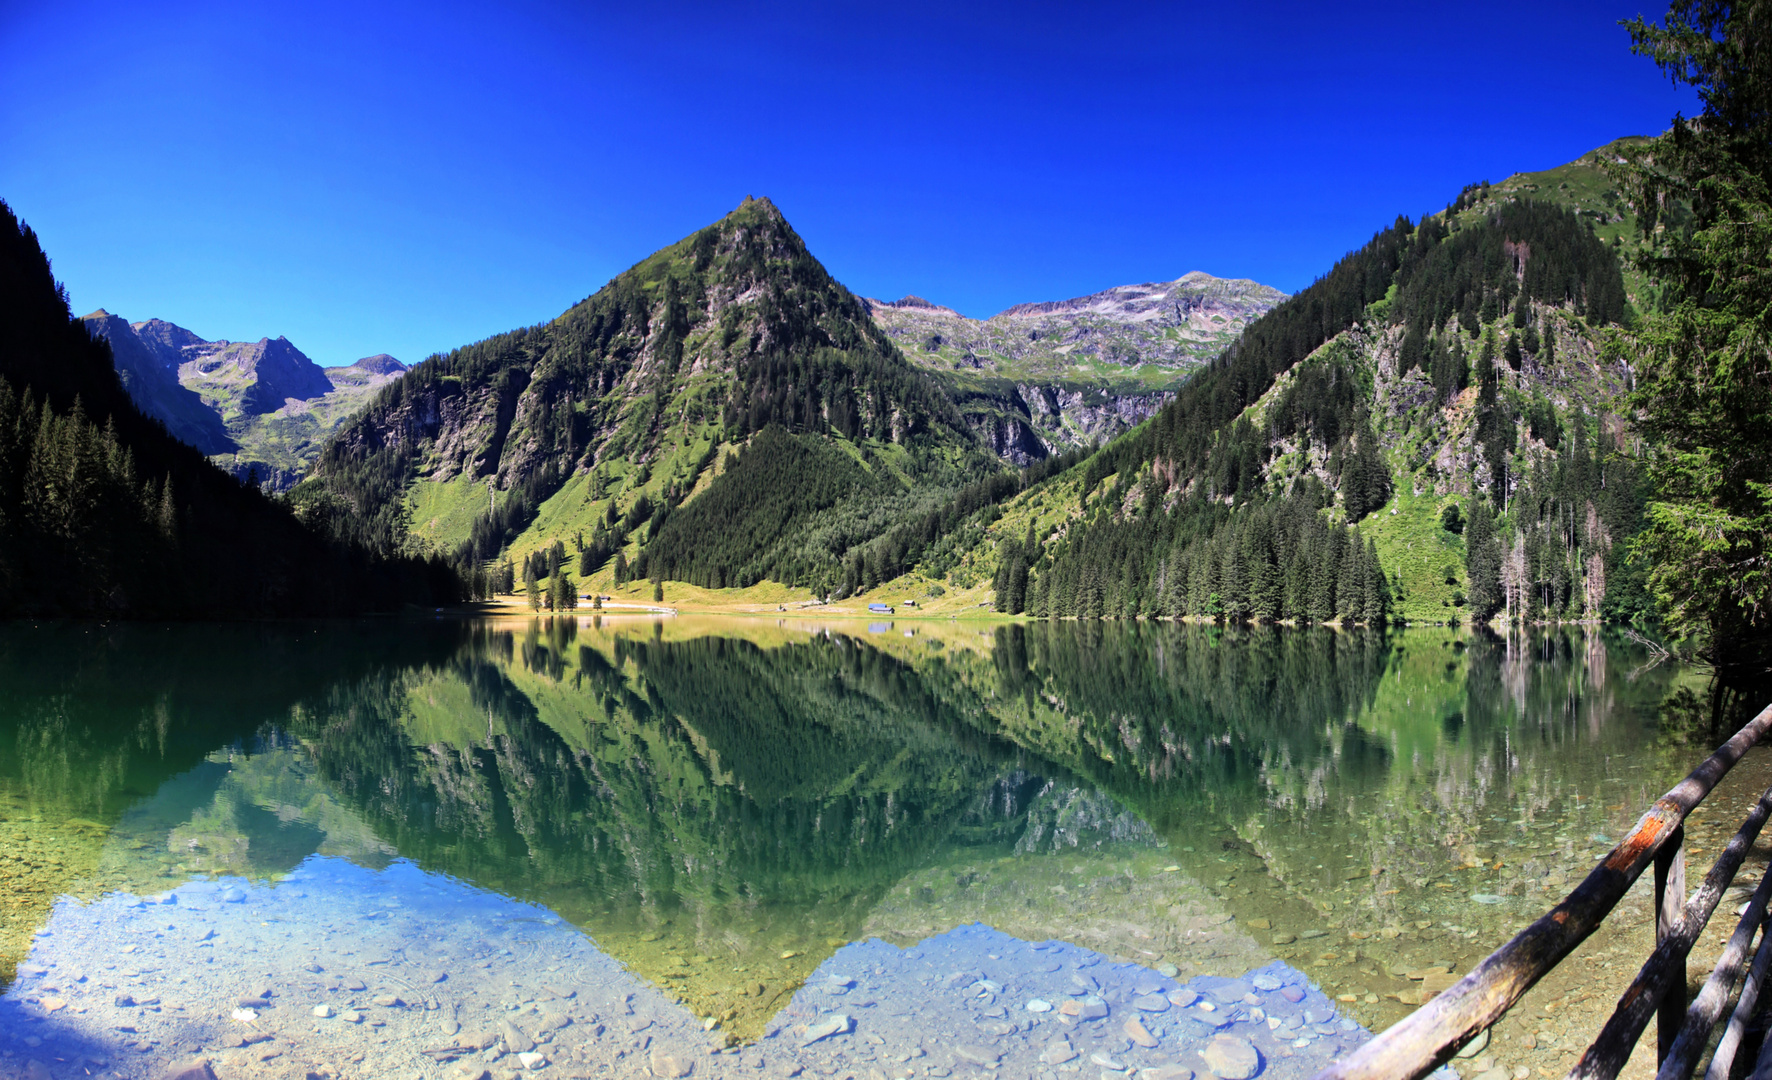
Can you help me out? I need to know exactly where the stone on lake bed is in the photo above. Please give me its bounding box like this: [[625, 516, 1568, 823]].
[[229, 1008, 258, 1023], [1471, 893, 1504, 905], [1124, 1018, 1160, 1048], [801, 1013, 851, 1046], [1157, 963, 1181, 978], [517, 1051, 546, 1069], [1252, 973, 1282, 991], [649, 1049, 694, 1078], [1272, 933, 1297, 945], [1058, 995, 1108, 1020], [1134, 994, 1170, 1012], [1169, 989, 1199, 1007], [1026, 998, 1052, 1012], [1201, 1034, 1262, 1080], [160, 1062, 218, 1080], [312, 1005, 333, 1018], [1299, 929, 1328, 939], [220, 888, 245, 903], [372, 993, 402, 1007], [341, 1010, 363, 1023], [1040, 1038, 1079, 1065], [1280, 987, 1305, 1003], [1091, 1052, 1126, 1070], [500, 1020, 536, 1052], [1246, 918, 1271, 930], [1141, 1068, 1195, 1080], [954, 1045, 1002, 1065]]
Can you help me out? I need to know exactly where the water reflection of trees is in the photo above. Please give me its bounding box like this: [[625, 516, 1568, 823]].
[[0, 619, 1696, 1001], [960, 624, 1681, 921]]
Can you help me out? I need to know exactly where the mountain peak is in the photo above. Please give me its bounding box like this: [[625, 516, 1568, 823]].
[[346, 353, 406, 375], [132, 318, 211, 356]]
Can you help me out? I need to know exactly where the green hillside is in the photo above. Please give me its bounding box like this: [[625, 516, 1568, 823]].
[[868, 178, 1651, 626], [288, 140, 1684, 632], [302, 197, 995, 597]]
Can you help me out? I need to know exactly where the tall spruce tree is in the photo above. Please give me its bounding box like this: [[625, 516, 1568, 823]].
[[1621, 0, 1772, 659], [1466, 499, 1504, 622]]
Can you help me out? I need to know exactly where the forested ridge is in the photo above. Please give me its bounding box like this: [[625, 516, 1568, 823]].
[[971, 193, 1635, 624], [298, 196, 992, 601], [0, 200, 460, 617]]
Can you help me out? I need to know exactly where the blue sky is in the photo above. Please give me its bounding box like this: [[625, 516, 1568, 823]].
[[2, 0, 1694, 367]]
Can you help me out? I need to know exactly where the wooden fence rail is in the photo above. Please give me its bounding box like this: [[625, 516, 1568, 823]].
[[1312, 702, 1772, 1080]]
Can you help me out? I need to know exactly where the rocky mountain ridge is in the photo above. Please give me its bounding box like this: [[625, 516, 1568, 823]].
[[867, 272, 1284, 462], [869, 271, 1285, 383], [82, 312, 407, 488]]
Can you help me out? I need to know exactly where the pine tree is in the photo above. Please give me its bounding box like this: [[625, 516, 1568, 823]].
[[1465, 500, 1503, 621], [1362, 539, 1389, 624], [1619, 0, 1772, 655]]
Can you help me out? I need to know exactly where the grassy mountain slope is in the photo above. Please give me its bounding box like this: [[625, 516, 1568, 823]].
[[854, 151, 1653, 625], [304, 197, 995, 593]]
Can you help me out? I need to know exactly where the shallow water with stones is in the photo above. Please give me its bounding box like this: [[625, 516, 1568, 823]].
[[0, 618, 1701, 1080]]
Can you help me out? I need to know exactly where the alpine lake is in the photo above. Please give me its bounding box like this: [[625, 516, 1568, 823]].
[[0, 616, 1750, 1080]]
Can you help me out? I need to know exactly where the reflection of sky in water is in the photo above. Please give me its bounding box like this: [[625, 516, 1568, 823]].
[[5, 857, 1365, 1080]]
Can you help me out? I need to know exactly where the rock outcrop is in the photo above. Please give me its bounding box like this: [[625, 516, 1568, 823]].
[[868, 272, 1285, 384], [81, 313, 405, 489]]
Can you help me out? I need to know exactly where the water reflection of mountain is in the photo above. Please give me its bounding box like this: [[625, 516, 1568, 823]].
[[0, 619, 1686, 1036]]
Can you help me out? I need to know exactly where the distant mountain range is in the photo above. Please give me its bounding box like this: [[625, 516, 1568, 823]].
[[870, 271, 1285, 386], [81, 312, 406, 488], [0, 198, 453, 618], [867, 273, 1285, 460]]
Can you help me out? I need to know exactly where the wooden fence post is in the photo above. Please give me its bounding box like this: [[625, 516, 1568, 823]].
[[1656, 824, 1687, 1062]]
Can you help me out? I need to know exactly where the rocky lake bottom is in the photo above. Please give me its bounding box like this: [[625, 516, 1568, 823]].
[[0, 858, 1380, 1080]]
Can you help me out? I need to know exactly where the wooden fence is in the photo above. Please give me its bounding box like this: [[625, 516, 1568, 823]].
[[1313, 702, 1772, 1080]]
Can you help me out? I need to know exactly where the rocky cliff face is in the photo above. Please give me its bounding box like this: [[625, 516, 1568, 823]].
[[81, 313, 405, 489], [869, 272, 1285, 384], [948, 379, 1174, 464], [869, 273, 1281, 460], [81, 310, 235, 455]]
